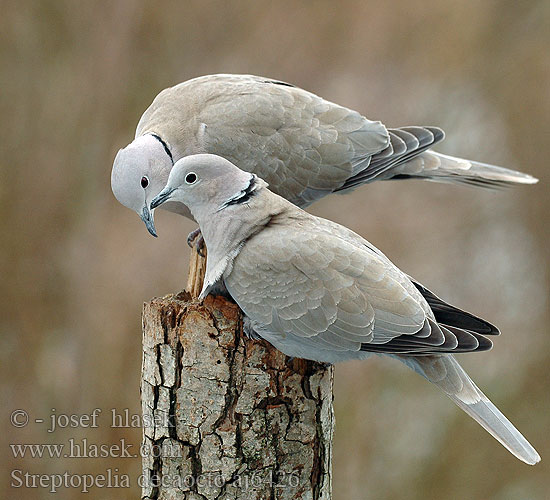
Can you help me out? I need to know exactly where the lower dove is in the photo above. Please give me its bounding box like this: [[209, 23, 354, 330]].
[[149, 153, 540, 465]]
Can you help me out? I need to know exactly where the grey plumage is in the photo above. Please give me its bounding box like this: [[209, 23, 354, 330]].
[[111, 74, 537, 235], [149, 153, 540, 465]]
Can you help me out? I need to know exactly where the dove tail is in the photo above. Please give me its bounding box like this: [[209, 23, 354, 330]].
[[391, 151, 539, 189], [338, 126, 538, 191], [397, 354, 540, 465]]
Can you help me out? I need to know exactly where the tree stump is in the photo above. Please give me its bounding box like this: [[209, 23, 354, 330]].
[[141, 291, 334, 500]]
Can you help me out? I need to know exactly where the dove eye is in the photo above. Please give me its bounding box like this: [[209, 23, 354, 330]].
[[140, 176, 149, 189], [185, 172, 197, 184]]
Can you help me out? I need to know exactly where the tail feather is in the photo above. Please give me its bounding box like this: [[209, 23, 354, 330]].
[[339, 125, 538, 191], [388, 151, 539, 188], [397, 354, 540, 465], [410, 279, 500, 335]]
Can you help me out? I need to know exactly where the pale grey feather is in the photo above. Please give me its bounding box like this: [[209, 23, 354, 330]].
[[149, 154, 539, 465], [113, 74, 538, 236], [399, 355, 540, 465]]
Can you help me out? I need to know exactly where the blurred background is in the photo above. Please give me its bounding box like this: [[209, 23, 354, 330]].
[[1, 0, 548, 498]]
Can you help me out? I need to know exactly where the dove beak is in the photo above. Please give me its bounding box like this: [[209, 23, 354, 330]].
[[150, 187, 175, 210], [140, 206, 158, 238]]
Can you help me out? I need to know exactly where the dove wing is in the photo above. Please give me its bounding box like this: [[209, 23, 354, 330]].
[[225, 211, 497, 361], [198, 76, 389, 206], [224, 217, 432, 359]]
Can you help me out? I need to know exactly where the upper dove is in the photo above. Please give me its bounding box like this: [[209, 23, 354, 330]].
[[111, 74, 537, 236], [149, 153, 540, 466]]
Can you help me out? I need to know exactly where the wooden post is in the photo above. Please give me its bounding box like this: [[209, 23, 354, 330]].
[[141, 256, 334, 499], [185, 248, 206, 300]]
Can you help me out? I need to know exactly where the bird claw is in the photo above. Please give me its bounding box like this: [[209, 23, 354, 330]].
[[195, 236, 206, 257], [242, 316, 262, 340], [187, 227, 201, 247], [187, 228, 206, 256]]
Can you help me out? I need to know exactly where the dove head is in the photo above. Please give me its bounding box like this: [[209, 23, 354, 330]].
[[150, 154, 265, 220], [111, 134, 174, 237]]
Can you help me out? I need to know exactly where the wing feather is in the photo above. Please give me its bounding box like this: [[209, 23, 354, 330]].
[[225, 211, 496, 358]]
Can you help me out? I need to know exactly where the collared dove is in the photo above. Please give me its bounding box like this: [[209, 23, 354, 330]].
[[150, 153, 540, 465], [111, 74, 537, 237]]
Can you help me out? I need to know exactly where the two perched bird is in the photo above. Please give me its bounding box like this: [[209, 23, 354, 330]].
[[111, 74, 540, 464]]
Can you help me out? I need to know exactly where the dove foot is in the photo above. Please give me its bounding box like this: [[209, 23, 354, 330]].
[[187, 227, 206, 256], [242, 316, 262, 340]]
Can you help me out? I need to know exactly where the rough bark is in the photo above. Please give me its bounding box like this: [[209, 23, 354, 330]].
[[141, 292, 334, 500]]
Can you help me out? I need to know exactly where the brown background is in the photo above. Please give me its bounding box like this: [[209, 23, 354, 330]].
[[1, 1, 548, 498]]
